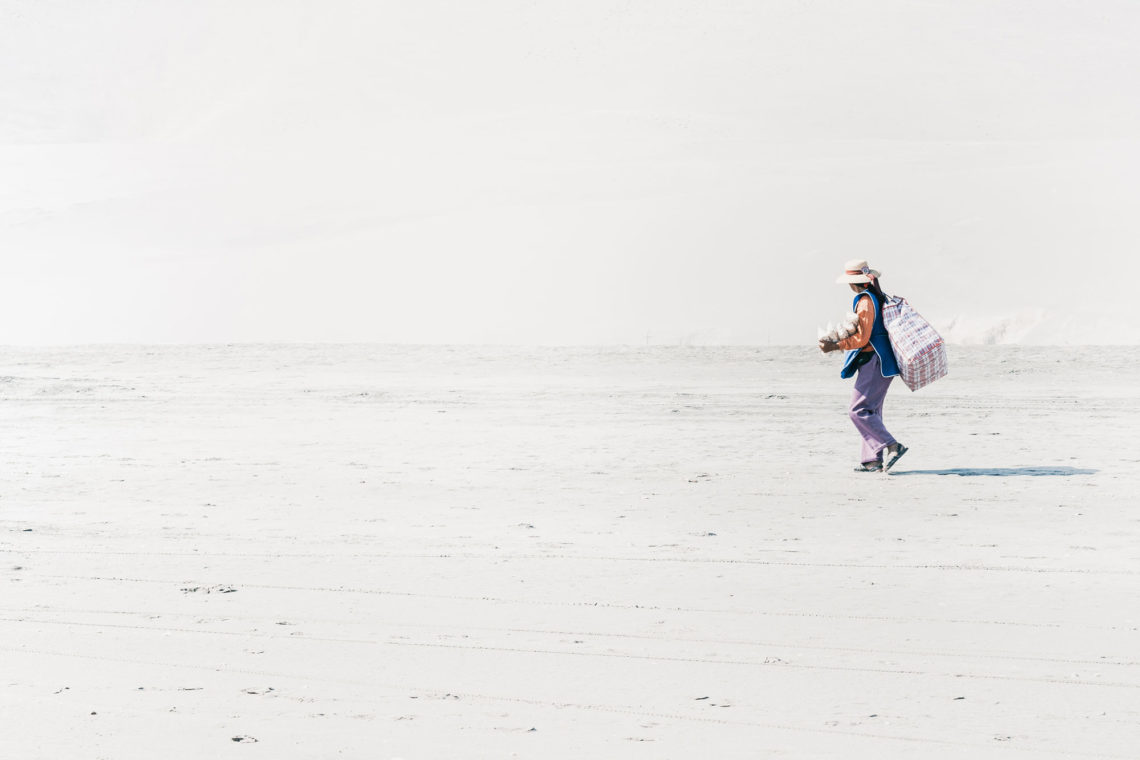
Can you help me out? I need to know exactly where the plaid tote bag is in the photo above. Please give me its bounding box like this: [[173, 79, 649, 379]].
[[881, 296, 948, 391]]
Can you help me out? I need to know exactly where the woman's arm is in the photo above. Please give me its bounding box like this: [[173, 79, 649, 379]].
[[834, 296, 875, 351]]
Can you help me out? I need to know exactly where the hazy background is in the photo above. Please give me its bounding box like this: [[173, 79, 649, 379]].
[[1, 0, 1136, 345]]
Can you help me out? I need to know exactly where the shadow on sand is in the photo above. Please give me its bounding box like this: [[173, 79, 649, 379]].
[[894, 466, 1097, 477]]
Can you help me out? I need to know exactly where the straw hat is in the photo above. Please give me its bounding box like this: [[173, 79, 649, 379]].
[[835, 259, 881, 284]]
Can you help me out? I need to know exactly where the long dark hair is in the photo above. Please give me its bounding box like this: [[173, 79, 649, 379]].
[[865, 277, 890, 304]]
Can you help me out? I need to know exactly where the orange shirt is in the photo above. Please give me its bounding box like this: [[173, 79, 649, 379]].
[[836, 296, 875, 352]]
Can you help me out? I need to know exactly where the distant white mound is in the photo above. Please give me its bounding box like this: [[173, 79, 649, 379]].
[[937, 307, 1131, 346], [937, 310, 1047, 345]]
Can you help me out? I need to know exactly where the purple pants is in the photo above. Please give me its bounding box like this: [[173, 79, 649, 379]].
[[849, 352, 896, 464]]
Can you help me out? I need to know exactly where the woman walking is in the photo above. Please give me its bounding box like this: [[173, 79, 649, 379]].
[[819, 260, 908, 472]]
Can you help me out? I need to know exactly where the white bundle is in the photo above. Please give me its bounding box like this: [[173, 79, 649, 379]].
[[817, 322, 840, 342], [836, 311, 860, 340], [818, 312, 860, 344]]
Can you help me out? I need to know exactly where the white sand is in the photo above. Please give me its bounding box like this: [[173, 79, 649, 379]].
[[2, 345, 1137, 758]]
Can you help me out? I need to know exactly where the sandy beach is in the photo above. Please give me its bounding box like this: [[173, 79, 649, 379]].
[[2, 344, 1137, 758]]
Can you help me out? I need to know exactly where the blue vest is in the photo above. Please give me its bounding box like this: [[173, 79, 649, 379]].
[[840, 290, 900, 379]]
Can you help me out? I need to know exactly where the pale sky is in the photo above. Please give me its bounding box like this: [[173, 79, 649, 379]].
[[1, 0, 1137, 344]]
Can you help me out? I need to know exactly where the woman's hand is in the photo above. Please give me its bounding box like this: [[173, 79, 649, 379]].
[[818, 339, 840, 354]]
